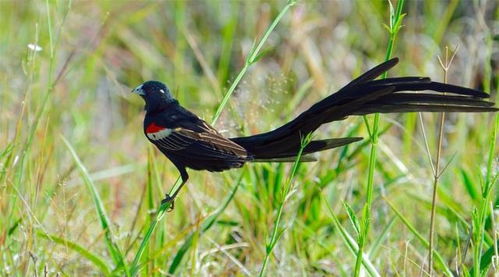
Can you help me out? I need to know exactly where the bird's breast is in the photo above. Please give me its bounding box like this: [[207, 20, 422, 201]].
[[145, 122, 172, 141]]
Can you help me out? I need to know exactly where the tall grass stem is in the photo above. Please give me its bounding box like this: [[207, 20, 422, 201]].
[[354, 1, 405, 275]]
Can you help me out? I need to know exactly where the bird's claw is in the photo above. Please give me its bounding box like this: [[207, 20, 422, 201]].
[[161, 193, 175, 211]]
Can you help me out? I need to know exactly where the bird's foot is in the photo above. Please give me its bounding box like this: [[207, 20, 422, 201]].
[[161, 194, 175, 211]]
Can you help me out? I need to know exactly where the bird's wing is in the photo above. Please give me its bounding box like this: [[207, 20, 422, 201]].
[[146, 119, 248, 160]]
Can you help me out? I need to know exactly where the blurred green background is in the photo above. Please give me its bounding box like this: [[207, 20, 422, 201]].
[[0, 0, 497, 276]]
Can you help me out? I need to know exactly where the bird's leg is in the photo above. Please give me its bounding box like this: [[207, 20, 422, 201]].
[[161, 194, 175, 210], [160, 179, 185, 210], [161, 167, 189, 211]]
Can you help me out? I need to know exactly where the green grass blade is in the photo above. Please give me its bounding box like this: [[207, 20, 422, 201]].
[[129, 200, 171, 275], [368, 216, 396, 257], [167, 170, 244, 274], [476, 240, 499, 274], [325, 198, 381, 277], [37, 231, 112, 276], [343, 201, 361, 235], [385, 199, 453, 276], [62, 136, 129, 276]]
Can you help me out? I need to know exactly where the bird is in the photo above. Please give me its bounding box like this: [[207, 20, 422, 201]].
[[131, 57, 496, 207]]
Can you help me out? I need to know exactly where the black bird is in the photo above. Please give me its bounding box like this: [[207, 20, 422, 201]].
[[132, 57, 496, 206]]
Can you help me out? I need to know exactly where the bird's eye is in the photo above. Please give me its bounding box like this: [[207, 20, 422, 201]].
[[160, 89, 165, 94]]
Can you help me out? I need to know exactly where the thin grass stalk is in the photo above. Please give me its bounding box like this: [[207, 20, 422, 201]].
[[258, 133, 313, 277], [129, 2, 295, 274], [212, 0, 296, 124], [427, 46, 456, 275], [325, 198, 381, 277], [354, 0, 405, 275], [16, 0, 57, 193]]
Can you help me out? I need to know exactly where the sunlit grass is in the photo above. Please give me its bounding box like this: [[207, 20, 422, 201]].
[[1, 0, 497, 276]]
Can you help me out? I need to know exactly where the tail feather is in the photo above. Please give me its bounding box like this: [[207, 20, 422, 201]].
[[370, 79, 490, 98], [249, 137, 363, 159], [343, 57, 399, 89], [354, 104, 496, 114], [253, 156, 317, 163], [231, 57, 497, 160]]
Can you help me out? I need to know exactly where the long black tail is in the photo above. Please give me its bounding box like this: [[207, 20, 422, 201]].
[[230, 57, 497, 159]]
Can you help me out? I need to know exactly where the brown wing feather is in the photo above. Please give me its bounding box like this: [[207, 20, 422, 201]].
[[152, 123, 249, 161], [178, 127, 248, 157]]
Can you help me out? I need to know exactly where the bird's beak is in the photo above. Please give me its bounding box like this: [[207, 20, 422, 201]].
[[132, 84, 145, 96]]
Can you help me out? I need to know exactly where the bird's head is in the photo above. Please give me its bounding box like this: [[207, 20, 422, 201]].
[[132, 81, 176, 112]]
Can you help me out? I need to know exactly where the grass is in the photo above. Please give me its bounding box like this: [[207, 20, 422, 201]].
[[259, 132, 312, 277], [355, 1, 405, 275], [1, 0, 497, 276]]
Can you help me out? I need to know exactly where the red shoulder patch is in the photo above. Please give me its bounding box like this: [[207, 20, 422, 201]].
[[146, 122, 166, 133]]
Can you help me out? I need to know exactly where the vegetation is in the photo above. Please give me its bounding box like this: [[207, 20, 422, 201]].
[[1, 0, 497, 276]]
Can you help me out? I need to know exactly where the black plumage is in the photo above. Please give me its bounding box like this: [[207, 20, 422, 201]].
[[132, 57, 496, 205]]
